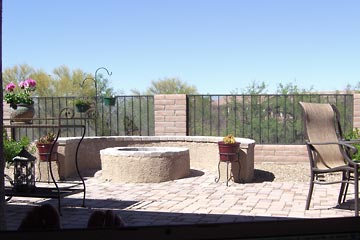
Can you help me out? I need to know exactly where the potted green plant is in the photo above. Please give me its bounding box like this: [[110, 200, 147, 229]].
[[3, 131, 35, 167], [36, 132, 58, 161], [74, 98, 93, 113], [218, 134, 240, 161]]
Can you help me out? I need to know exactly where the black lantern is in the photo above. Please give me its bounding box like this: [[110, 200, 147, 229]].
[[13, 148, 36, 192]]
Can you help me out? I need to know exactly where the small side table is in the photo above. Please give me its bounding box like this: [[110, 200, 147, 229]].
[[215, 152, 241, 186]]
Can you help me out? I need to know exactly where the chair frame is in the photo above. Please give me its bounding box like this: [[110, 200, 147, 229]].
[[299, 101, 360, 216]]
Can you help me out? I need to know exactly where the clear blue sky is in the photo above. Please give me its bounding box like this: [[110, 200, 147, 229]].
[[3, 0, 360, 94]]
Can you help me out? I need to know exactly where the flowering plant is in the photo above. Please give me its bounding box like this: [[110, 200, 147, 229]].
[[37, 132, 57, 144], [4, 78, 37, 109], [223, 134, 237, 144]]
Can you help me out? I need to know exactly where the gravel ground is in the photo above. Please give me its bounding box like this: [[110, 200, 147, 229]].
[[254, 162, 343, 183]]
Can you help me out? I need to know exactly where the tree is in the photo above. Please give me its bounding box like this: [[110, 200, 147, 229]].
[[2, 64, 117, 98], [145, 77, 198, 95], [276, 82, 314, 94], [30, 70, 55, 97], [2, 64, 34, 86], [241, 80, 267, 94]]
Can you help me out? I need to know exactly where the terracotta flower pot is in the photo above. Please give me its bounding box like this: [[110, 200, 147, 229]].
[[218, 141, 240, 161], [36, 142, 58, 161]]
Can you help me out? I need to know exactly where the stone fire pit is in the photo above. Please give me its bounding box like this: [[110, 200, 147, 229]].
[[100, 147, 190, 183]]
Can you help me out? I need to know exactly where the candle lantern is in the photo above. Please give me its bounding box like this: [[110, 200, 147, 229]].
[[13, 148, 36, 192]]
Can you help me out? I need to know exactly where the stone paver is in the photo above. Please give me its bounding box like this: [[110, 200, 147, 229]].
[[4, 169, 357, 230]]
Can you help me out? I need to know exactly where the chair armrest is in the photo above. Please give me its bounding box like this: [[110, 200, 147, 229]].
[[306, 140, 360, 165], [341, 139, 360, 144], [339, 141, 360, 166]]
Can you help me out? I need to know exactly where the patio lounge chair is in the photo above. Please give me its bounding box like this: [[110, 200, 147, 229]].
[[299, 101, 360, 216]]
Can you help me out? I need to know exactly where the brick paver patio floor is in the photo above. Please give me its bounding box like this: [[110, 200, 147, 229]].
[[4, 169, 357, 230]]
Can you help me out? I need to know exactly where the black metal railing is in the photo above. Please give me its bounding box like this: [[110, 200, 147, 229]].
[[187, 94, 354, 144], [11, 96, 155, 141], [9, 94, 354, 144]]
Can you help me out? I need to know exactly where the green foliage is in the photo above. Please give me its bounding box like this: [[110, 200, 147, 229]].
[[241, 81, 267, 94], [345, 128, 360, 161], [276, 82, 314, 94], [188, 93, 352, 144], [2, 64, 34, 86], [74, 97, 93, 106], [4, 79, 37, 108], [102, 88, 115, 97], [3, 64, 117, 98], [38, 132, 57, 144], [146, 77, 198, 94], [223, 134, 236, 144], [3, 131, 34, 167]]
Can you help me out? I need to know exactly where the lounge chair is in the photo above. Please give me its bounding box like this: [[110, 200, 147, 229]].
[[299, 101, 360, 216]]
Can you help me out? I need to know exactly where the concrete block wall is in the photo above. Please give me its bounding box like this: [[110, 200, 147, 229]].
[[254, 144, 308, 163], [154, 94, 187, 136], [353, 94, 360, 129]]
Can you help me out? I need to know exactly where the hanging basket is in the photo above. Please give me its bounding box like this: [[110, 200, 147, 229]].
[[10, 104, 35, 124], [104, 97, 116, 106], [218, 141, 240, 161], [75, 103, 91, 113]]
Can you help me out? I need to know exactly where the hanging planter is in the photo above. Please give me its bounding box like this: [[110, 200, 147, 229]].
[[74, 98, 93, 113], [75, 103, 91, 113], [103, 97, 116, 106]]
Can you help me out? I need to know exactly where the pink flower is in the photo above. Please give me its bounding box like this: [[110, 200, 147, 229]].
[[19, 81, 25, 89], [25, 78, 36, 88], [5, 82, 16, 92]]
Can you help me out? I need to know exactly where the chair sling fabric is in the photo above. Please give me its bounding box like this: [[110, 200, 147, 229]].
[[299, 101, 359, 216]]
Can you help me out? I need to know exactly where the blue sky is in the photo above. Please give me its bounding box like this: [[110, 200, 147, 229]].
[[3, 0, 360, 94]]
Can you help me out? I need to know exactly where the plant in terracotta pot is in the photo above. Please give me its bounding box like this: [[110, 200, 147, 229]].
[[36, 132, 58, 161], [218, 134, 240, 161]]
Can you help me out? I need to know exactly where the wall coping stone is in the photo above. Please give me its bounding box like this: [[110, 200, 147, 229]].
[[100, 147, 189, 157], [58, 136, 256, 148]]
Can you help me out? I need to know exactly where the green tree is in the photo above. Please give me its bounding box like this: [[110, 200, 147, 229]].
[[53, 66, 94, 97], [241, 80, 267, 94], [276, 82, 314, 94], [30, 70, 55, 97], [3, 64, 116, 98], [145, 77, 198, 94], [2, 64, 34, 87]]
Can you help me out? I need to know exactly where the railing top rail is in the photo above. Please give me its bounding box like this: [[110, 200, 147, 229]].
[[187, 93, 354, 97]]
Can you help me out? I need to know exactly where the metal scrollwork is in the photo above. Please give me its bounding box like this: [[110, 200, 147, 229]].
[[80, 67, 112, 100], [58, 107, 75, 120]]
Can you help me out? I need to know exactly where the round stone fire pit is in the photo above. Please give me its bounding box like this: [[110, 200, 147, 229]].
[[100, 147, 190, 183]]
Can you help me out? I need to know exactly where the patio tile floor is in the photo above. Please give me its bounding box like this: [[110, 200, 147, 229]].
[[4, 169, 356, 230]]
